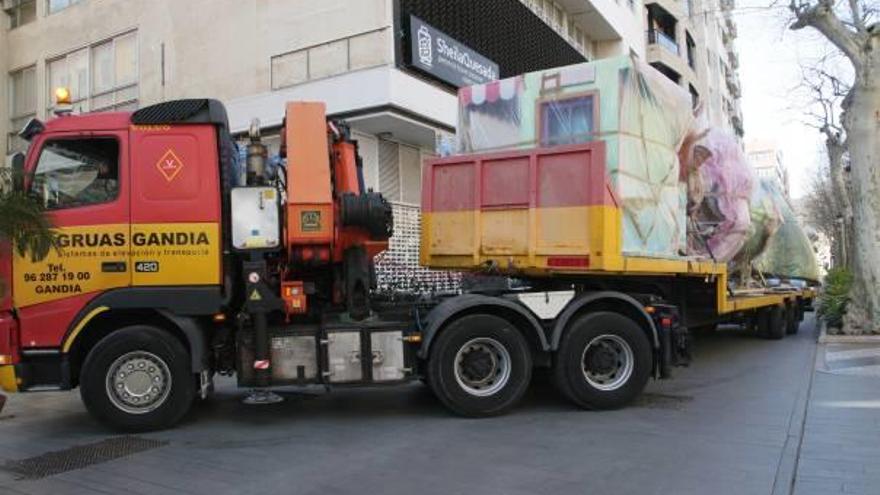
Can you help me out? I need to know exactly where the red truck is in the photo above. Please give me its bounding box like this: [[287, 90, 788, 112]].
[[0, 97, 813, 430]]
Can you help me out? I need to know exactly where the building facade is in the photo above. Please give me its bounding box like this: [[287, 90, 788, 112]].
[[746, 139, 790, 197], [2, 0, 744, 183], [643, 0, 743, 136]]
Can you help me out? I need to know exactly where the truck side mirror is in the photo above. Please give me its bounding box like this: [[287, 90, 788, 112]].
[[10, 152, 25, 192]]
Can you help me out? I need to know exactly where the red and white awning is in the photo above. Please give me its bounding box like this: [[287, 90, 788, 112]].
[[459, 76, 525, 106]]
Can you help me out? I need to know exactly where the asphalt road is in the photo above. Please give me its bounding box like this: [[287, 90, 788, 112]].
[[0, 316, 824, 495]]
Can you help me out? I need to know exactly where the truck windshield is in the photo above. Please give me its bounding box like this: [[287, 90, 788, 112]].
[[30, 137, 119, 210]]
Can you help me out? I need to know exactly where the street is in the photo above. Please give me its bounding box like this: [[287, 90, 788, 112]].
[[1, 314, 875, 495]]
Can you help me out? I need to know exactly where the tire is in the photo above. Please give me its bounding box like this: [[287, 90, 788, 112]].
[[80, 326, 195, 431], [553, 312, 652, 410], [759, 306, 785, 340], [427, 314, 532, 417], [785, 303, 800, 335]]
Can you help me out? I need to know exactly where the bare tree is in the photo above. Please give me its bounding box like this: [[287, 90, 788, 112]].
[[789, 0, 880, 333], [803, 159, 842, 264], [798, 63, 853, 267]]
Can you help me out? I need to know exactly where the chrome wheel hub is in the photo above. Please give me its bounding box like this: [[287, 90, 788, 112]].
[[106, 351, 172, 414], [454, 337, 511, 397], [581, 334, 634, 391]]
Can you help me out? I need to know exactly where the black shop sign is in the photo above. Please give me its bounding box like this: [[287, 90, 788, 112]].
[[408, 15, 499, 87]]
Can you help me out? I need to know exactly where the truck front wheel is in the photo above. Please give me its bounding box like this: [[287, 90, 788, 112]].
[[553, 312, 652, 410], [427, 314, 532, 417], [80, 326, 195, 431]]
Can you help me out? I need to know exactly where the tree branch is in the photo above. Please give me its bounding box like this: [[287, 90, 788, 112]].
[[790, 0, 866, 72], [848, 0, 866, 33]]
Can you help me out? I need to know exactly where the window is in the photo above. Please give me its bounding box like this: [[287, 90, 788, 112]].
[[30, 138, 119, 210], [90, 32, 138, 111], [47, 31, 138, 113], [48, 0, 83, 14], [271, 29, 389, 90], [540, 95, 595, 146], [689, 84, 699, 110], [5, 0, 35, 28], [686, 32, 696, 70], [8, 66, 36, 153], [47, 48, 89, 112], [553, 4, 564, 28]]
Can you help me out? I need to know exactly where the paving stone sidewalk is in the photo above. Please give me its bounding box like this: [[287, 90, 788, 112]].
[[793, 342, 880, 495]]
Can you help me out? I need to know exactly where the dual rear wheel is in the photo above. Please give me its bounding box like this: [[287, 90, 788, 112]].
[[426, 312, 653, 416], [757, 303, 800, 339]]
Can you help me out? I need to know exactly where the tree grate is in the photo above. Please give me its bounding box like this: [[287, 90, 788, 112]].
[[3, 436, 168, 480]]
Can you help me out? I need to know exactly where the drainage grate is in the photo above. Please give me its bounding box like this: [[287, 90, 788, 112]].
[[633, 393, 693, 410], [3, 436, 168, 480]]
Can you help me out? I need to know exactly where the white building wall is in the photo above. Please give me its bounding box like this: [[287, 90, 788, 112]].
[[4, 0, 392, 124]]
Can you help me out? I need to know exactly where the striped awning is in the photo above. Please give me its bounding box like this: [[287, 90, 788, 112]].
[[459, 76, 525, 106]]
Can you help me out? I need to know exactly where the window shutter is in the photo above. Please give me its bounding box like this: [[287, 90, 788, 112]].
[[379, 140, 400, 201], [399, 144, 421, 205]]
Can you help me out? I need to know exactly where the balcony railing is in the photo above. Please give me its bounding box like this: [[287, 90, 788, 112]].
[[647, 30, 679, 56]]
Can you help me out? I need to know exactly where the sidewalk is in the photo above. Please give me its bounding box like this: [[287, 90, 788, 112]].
[[793, 342, 880, 495]]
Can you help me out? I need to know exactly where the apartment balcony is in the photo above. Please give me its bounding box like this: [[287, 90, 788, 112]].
[[647, 29, 679, 55], [726, 72, 742, 98], [731, 113, 744, 137], [727, 49, 739, 69], [554, 0, 636, 42], [723, 22, 738, 44], [725, 16, 737, 40]]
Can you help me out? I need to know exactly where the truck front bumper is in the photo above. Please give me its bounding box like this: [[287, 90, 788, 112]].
[[0, 365, 19, 393]]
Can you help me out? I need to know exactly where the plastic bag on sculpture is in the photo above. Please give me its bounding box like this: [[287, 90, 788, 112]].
[[753, 182, 820, 282], [456, 56, 693, 258], [730, 178, 783, 277], [681, 128, 754, 262]]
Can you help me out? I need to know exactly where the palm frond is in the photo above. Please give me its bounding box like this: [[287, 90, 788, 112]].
[[0, 188, 58, 263]]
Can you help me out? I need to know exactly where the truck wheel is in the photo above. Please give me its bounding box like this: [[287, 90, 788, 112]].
[[427, 314, 531, 417], [80, 326, 195, 431], [553, 312, 652, 410], [785, 303, 800, 335], [759, 306, 785, 340]]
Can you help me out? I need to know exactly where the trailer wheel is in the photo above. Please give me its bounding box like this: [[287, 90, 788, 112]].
[[785, 303, 800, 335], [80, 326, 195, 431], [759, 306, 785, 340], [553, 312, 652, 410], [427, 314, 531, 417]]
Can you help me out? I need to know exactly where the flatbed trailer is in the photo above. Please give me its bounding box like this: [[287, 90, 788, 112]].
[[413, 139, 816, 409]]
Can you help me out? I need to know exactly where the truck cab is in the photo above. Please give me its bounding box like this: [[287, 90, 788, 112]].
[[0, 100, 228, 405]]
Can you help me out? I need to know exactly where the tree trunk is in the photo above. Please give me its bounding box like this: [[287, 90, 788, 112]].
[[825, 135, 851, 267], [842, 66, 880, 334]]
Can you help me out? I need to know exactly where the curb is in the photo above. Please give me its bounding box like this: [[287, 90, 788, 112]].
[[770, 318, 820, 495], [817, 319, 880, 344]]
